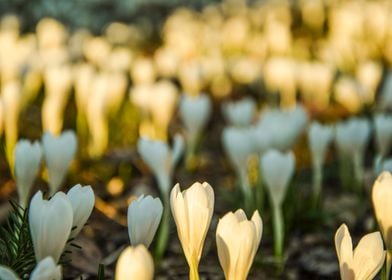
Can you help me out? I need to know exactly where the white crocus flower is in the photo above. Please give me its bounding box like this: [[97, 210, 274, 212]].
[[128, 195, 163, 248], [216, 209, 262, 280], [260, 149, 295, 259], [137, 134, 184, 196], [372, 171, 392, 278], [0, 265, 19, 280], [29, 191, 73, 262], [30, 257, 62, 280], [260, 150, 295, 207], [67, 184, 95, 239], [307, 122, 334, 207], [170, 182, 214, 280], [14, 140, 42, 208], [179, 93, 211, 166], [222, 126, 255, 208], [335, 118, 371, 188], [42, 130, 77, 194], [115, 245, 154, 280], [335, 224, 385, 280], [222, 97, 256, 126], [374, 114, 392, 158]]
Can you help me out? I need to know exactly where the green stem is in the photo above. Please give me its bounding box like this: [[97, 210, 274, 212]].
[[255, 173, 264, 213], [312, 162, 323, 210], [272, 204, 284, 263], [239, 168, 253, 214], [154, 192, 170, 263], [386, 250, 392, 280], [189, 262, 200, 280], [185, 133, 198, 171], [353, 152, 364, 192]]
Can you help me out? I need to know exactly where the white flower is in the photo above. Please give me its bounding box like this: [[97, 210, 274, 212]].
[[42, 130, 77, 194], [335, 118, 371, 158], [179, 93, 211, 137], [170, 182, 214, 273], [14, 140, 42, 207], [222, 98, 256, 126], [335, 224, 385, 280], [30, 257, 62, 280], [0, 265, 19, 280], [137, 134, 184, 194], [128, 195, 163, 248], [222, 126, 255, 172], [260, 150, 295, 207], [29, 191, 73, 262], [216, 209, 262, 280], [115, 245, 154, 280], [67, 184, 95, 239], [308, 122, 334, 166], [374, 114, 392, 157]]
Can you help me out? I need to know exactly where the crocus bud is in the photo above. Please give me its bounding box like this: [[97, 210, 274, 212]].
[[222, 97, 256, 127], [29, 191, 73, 262], [170, 182, 214, 279], [14, 140, 42, 208], [335, 224, 385, 280], [222, 126, 255, 172], [30, 257, 62, 280], [67, 184, 95, 239], [137, 135, 184, 195], [372, 171, 392, 277], [374, 114, 392, 157], [115, 245, 154, 280], [42, 130, 77, 194], [128, 195, 163, 248], [179, 93, 211, 138], [216, 209, 262, 280], [260, 150, 295, 207], [0, 265, 19, 280], [308, 122, 334, 167]]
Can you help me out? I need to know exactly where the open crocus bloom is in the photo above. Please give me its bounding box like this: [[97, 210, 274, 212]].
[[216, 209, 262, 280], [335, 224, 385, 280]]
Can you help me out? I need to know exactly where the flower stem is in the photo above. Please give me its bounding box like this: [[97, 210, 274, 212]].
[[189, 262, 200, 280], [272, 204, 284, 263], [386, 250, 392, 280], [155, 192, 170, 263], [353, 152, 364, 193], [311, 162, 323, 210], [239, 168, 253, 214]]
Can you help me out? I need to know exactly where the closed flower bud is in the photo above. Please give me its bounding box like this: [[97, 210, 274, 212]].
[[216, 209, 262, 280], [137, 135, 184, 194], [42, 130, 77, 194], [335, 224, 385, 280], [374, 114, 392, 157], [179, 93, 211, 137], [30, 257, 62, 280], [115, 245, 154, 280], [222, 98, 256, 127], [14, 140, 42, 208], [128, 195, 163, 248], [260, 150, 295, 207], [308, 122, 334, 167], [170, 182, 214, 279], [67, 184, 95, 239], [0, 265, 19, 280], [29, 191, 73, 262]]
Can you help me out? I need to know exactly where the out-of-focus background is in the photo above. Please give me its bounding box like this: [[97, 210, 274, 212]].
[[1, 0, 392, 278]]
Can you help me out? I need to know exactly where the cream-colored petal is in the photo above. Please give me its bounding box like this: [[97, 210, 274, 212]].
[[353, 231, 386, 280]]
